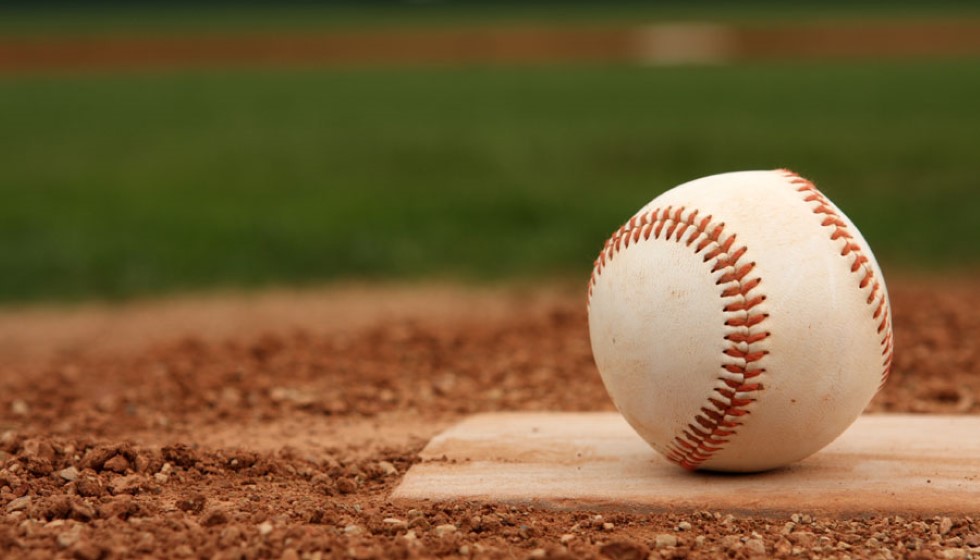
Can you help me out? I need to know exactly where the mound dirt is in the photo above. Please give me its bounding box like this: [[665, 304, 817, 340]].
[[0, 277, 978, 559]]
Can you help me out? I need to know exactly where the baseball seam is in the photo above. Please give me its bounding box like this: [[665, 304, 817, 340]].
[[780, 169, 895, 386], [588, 205, 770, 470]]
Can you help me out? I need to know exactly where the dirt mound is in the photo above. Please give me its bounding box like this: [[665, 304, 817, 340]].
[[1, 278, 978, 558]]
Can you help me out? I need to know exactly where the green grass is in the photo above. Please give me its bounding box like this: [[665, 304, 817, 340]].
[[1, 61, 979, 303], [2, 1, 979, 36]]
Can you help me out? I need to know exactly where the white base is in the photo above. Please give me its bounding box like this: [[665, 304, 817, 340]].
[[392, 413, 980, 515]]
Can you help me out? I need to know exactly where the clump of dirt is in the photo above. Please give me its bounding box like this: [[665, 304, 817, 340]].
[[1, 277, 978, 559]]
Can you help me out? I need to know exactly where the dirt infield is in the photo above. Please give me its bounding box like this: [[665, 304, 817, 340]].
[[2, 19, 980, 73], [0, 276, 978, 558]]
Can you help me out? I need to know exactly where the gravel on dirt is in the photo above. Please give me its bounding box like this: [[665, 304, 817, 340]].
[[1, 277, 978, 559]]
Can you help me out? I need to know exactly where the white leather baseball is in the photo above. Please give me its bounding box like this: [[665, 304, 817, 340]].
[[587, 170, 893, 472]]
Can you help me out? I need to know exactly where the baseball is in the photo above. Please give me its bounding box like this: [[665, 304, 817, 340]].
[[587, 170, 894, 472]]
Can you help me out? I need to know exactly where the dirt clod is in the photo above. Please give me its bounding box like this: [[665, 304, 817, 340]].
[[74, 477, 104, 498], [201, 508, 230, 527], [102, 454, 129, 474], [599, 539, 647, 560], [175, 493, 207, 513]]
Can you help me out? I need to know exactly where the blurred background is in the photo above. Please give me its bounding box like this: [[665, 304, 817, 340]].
[[1, 0, 978, 304]]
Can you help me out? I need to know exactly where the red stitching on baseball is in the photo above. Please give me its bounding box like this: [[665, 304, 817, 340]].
[[779, 169, 895, 387], [588, 206, 769, 470]]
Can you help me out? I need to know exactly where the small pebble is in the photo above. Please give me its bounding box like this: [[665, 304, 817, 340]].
[[258, 521, 274, 536], [343, 524, 362, 535], [56, 527, 81, 548], [11, 400, 29, 416], [721, 535, 742, 551], [528, 549, 546, 559], [58, 467, 80, 482], [434, 523, 457, 537], [5, 496, 30, 512], [746, 539, 766, 555], [382, 518, 407, 529], [378, 461, 397, 475], [560, 533, 575, 544], [655, 534, 678, 549], [602, 522, 615, 531], [677, 521, 692, 531]]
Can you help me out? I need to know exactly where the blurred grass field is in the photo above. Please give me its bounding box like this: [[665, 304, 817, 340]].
[[2, 59, 978, 303], [3, 1, 978, 35]]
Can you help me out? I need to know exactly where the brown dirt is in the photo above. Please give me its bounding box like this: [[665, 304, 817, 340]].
[[2, 19, 980, 74], [1, 276, 979, 559]]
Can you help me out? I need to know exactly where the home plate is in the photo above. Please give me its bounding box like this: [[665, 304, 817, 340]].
[[391, 412, 980, 515]]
